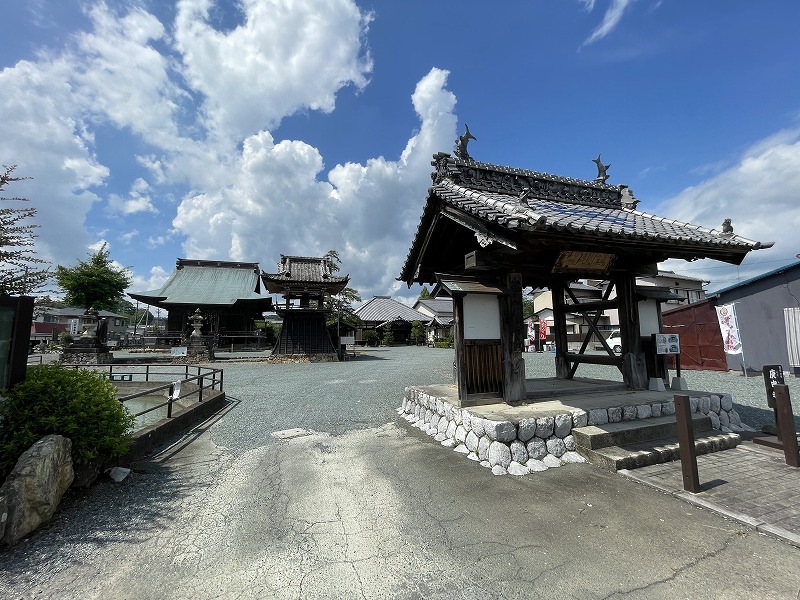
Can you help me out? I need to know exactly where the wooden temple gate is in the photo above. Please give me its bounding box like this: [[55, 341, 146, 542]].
[[400, 144, 771, 404]]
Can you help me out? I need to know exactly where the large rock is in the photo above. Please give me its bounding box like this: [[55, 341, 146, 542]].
[[518, 418, 537, 442], [588, 408, 608, 426], [554, 413, 572, 437], [572, 410, 588, 428], [471, 417, 486, 438], [526, 437, 547, 460], [488, 441, 512, 469], [510, 440, 528, 464], [546, 437, 566, 458], [478, 436, 491, 461], [535, 416, 555, 438], [484, 420, 516, 443], [1, 435, 74, 546], [465, 431, 480, 453]]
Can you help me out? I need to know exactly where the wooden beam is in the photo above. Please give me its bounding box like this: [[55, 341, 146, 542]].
[[562, 299, 619, 313], [564, 353, 624, 367]]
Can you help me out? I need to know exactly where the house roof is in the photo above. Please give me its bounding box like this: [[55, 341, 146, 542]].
[[710, 260, 800, 296], [129, 258, 271, 309], [262, 255, 349, 295], [413, 298, 454, 315], [354, 296, 431, 324], [653, 270, 709, 284], [44, 307, 126, 319], [399, 153, 772, 285]]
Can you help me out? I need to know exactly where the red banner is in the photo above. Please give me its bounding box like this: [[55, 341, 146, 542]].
[[539, 319, 548, 340]]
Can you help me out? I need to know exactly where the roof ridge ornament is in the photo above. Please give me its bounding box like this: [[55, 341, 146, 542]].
[[454, 124, 476, 161], [592, 154, 611, 183], [619, 185, 639, 209], [721, 218, 733, 235]]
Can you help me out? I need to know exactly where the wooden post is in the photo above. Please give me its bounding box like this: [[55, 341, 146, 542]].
[[500, 273, 526, 402], [550, 281, 571, 379], [616, 275, 647, 389], [453, 294, 468, 402], [674, 394, 701, 492], [774, 384, 800, 467]]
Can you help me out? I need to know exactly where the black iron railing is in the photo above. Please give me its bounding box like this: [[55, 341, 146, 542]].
[[61, 363, 223, 420]]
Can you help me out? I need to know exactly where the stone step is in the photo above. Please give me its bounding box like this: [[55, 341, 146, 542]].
[[572, 413, 712, 450], [577, 431, 741, 471]]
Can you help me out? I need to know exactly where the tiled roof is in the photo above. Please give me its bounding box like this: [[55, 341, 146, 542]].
[[414, 298, 454, 316], [354, 296, 431, 324], [262, 255, 349, 292], [399, 154, 771, 282], [129, 259, 268, 307], [47, 307, 125, 319], [432, 178, 762, 249]]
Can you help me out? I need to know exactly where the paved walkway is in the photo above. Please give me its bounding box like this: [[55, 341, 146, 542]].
[[621, 436, 800, 548]]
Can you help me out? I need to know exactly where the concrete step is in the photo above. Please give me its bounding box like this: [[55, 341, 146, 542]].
[[577, 431, 741, 471], [572, 413, 712, 450]]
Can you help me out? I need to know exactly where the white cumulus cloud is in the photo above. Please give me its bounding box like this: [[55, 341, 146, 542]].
[[174, 0, 373, 140], [172, 67, 458, 299], [658, 128, 800, 289]]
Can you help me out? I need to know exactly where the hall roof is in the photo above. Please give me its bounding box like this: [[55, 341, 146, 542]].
[[129, 259, 272, 309], [262, 255, 349, 295], [399, 153, 773, 286], [354, 296, 431, 324]]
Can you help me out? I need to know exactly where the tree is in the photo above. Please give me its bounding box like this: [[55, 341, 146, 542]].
[[0, 166, 50, 294], [410, 320, 426, 345], [418, 286, 432, 300], [55, 244, 132, 311], [322, 249, 363, 327], [380, 322, 394, 345]]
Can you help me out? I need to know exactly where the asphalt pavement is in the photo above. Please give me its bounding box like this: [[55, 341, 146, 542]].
[[3, 347, 799, 599]]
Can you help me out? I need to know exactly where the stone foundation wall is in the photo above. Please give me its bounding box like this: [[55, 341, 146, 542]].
[[266, 354, 339, 364], [398, 388, 753, 477], [59, 351, 114, 365]]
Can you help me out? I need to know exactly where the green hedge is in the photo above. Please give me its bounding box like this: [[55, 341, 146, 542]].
[[0, 364, 136, 480]]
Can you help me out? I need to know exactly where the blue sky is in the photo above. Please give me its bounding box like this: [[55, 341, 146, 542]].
[[3, 0, 800, 306]]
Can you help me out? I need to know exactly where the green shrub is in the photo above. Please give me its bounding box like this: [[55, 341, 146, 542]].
[[362, 330, 377, 346], [0, 364, 136, 479], [434, 334, 454, 349]]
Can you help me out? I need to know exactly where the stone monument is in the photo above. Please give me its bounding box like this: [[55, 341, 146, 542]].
[[60, 307, 113, 365]]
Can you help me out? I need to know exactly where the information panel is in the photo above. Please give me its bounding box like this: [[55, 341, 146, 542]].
[[654, 333, 680, 355]]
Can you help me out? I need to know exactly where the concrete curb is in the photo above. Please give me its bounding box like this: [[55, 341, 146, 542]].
[[121, 390, 227, 463]]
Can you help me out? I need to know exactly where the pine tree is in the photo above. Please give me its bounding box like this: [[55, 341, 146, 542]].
[[0, 166, 49, 294], [322, 249, 362, 326]]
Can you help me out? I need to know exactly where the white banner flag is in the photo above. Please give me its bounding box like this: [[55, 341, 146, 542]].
[[715, 304, 743, 355]]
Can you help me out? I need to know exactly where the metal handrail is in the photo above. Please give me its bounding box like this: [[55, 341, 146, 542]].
[[61, 363, 224, 420]]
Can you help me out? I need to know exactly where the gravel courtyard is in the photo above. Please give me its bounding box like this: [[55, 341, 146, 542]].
[[2, 346, 798, 599]]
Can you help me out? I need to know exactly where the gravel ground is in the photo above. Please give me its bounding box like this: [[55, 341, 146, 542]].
[[42, 345, 800, 435], [209, 346, 798, 453]]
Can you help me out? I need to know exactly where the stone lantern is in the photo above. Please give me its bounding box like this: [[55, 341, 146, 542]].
[[189, 308, 204, 340], [80, 307, 99, 339]]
